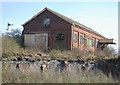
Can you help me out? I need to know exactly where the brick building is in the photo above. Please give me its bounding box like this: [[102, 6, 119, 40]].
[[22, 7, 115, 51]]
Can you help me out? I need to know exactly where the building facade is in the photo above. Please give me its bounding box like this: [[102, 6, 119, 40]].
[[22, 7, 115, 52]]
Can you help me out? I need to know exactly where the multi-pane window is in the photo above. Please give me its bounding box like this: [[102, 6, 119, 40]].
[[80, 35, 84, 44], [91, 40, 95, 47], [55, 34, 64, 41], [43, 18, 50, 27], [89, 39, 92, 46], [73, 33, 77, 43]]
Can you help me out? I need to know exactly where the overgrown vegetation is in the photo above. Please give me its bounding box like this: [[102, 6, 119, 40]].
[[0, 36, 2, 59], [2, 29, 118, 59], [2, 61, 119, 83], [1, 29, 119, 83], [49, 47, 117, 60], [2, 36, 20, 54]]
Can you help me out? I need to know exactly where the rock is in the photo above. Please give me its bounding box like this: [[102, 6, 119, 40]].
[[29, 59, 35, 62], [89, 61, 96, 64], [37, 52, 42, 56], [40, 62, 47, 72], [16, 57, 22, 61], [56, 60, 67, 71], [37, 59, 41, 61], [65, 61, 69, 67], [24, 57, 30, 61], [16, 63, 20, 69], [81, 64, 87, 70], [2, 58, 8, 61], [28, 54, 34, 57], [11, 58, 16, 61]]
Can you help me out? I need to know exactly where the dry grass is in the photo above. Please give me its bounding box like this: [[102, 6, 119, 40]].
[[2, 36, 20, 55], [2, 36, 117, 60], [49, 48, 93, 59], [0, 61, 2, 84], [1, 36, 119, 83], [0, 36, 2, 59], [2, 61, 119, 83]]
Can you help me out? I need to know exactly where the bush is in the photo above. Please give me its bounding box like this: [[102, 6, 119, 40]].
[[94, 46, 116, 58]]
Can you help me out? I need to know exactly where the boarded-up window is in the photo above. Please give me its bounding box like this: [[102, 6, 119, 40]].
[[55, 34, 64, 41], [73, 33, 77, 43], [80, 35, 84, 44], [43, 18, 50, 27]]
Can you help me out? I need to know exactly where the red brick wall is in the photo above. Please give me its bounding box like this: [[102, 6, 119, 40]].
[[71, 25, 105, 52], [23, 10, 72, 50], [23, 10, 105, 51]]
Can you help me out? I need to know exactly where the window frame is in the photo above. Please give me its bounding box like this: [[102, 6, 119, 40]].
[[97, 41, 99, 48], [80, 35, 84, 44], [43, 18, 50, 28], [91, 39, 95, 47], [55, 33, 65, 42], [73, 33, 77, 43]]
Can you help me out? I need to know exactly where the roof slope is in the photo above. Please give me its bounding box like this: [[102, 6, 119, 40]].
[[22, 7, 105, 38]]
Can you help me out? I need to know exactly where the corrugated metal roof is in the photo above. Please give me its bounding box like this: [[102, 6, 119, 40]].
[[22, 7, 105, 38]]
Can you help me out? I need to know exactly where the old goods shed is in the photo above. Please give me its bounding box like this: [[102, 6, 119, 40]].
[[22, 7, 115, 51]]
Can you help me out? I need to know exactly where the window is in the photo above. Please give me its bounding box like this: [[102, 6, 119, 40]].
[[43, 18, 50, 27], [91, 40, 95, 47], [89, 39, 92, 46], [97, 41, 99, 48], [55, 34, 64, 41], [80, 35, 84, 44], [73, 33, 77, 43]]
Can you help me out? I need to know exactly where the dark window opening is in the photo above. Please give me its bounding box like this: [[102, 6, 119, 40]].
[[55, 34, 64, 41], [97, 41, 99, 48], [73, 33, 77, 43], [43, 18, 50, 27], [80, 35, 84, 44], [91, 40, 95, 47]]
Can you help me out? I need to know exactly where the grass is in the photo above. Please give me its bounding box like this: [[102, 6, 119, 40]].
[[0, 36, 2, 59], [49, 48, 94, 59], [2, 61, 119, 83], [0, 61, 2, 84], [2, 35, 118, 60], [2, 36, 20, 56], [1, 35, 119, 83], [2, 36, 48, 59]]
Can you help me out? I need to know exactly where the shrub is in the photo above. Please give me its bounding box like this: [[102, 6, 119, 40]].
[[94, 46, 116, 59]]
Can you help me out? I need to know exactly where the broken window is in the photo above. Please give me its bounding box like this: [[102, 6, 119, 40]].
[[43, 18, 50, 27], [73, 33, 77, 43], [55, 34, 64, 41], [80, 35, 84, 44]]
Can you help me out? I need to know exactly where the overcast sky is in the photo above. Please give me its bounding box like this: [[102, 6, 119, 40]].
[[1, 2, 118, 51]]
